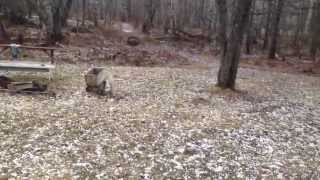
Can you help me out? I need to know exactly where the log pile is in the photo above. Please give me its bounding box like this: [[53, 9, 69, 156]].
[[85, 67, 112, 96]]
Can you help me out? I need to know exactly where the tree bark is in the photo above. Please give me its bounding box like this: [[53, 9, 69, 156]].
[[217, 0, 253, 89]]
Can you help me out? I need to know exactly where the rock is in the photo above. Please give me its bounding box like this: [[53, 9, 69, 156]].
[[127, 36, 141, 46]]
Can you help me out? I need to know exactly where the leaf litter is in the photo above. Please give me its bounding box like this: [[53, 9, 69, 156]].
[[0, 61, 319, 179]]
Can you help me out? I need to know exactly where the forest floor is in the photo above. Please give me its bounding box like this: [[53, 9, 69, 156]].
[[0, 24, 320, 179]]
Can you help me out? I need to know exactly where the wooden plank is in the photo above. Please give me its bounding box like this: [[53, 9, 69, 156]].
[[0, 44, 62, 51], [8, 82, 34, 91], [0, 61, 55, 72]]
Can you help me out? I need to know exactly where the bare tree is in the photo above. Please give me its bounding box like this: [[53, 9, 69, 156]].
[[217, 0, 253, 89]]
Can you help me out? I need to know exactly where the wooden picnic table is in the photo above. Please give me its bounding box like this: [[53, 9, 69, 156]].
[[0, 44, 65, 80], [0, 44, 63, 64]]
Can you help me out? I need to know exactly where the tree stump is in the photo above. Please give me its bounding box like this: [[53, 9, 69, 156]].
[[85, 67, 112, 96]]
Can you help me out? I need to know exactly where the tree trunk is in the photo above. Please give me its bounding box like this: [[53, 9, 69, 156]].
[[268, 0, 285, 59], [309, 0, 320, 60], [37, 0, 73, 43], [305, 0, 315, 34], [263, 0, 273, 50], [245, 0, 255, 55], [82, 0, 86, 26], [93, 4, 99, 27], [217, 0, 253, 89], [50, 1, 64, 42], [293, 4, 303, 48], [62, 0, 73, 27], [215, 0, 228, 56]]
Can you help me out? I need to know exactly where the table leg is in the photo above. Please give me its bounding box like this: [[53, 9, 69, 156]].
[[50, 50, 54, 64]]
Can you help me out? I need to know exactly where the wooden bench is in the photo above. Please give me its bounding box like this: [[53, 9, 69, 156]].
[[0, 44, 62, 80]]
